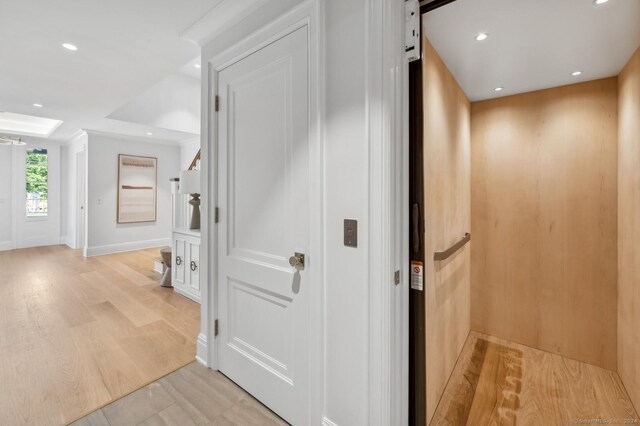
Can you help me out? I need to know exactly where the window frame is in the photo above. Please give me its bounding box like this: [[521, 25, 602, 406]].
[[25, 147, 49, 220]]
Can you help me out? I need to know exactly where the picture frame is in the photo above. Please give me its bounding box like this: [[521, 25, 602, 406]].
[[117, 154, 157, 224]]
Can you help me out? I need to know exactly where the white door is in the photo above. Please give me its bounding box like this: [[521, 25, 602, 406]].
[[76, 150, 86, 249], [217, 26, 310, 425]]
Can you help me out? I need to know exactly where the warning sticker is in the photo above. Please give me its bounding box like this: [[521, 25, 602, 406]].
[[411, 261, 424, 291]]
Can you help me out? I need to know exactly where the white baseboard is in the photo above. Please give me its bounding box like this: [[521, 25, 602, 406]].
[[0, 241, 15, 252], [85, 238, 171, 257], [60, 235, 76, 249], [196, 333, 208, 367], [322, 417, 339, 426], [174, 286, 201, 303]]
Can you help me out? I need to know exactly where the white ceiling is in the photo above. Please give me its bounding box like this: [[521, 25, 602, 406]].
[[424, 0, 640, 102], [108, 72, 201, 135], [0, 0, 219, 143]]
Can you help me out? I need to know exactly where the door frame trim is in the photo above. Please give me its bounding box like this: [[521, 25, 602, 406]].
[[366, 0, 409, 424], [201, 1, 325, 424]]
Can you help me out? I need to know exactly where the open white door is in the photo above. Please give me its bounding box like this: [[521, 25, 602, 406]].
[[216, 26, 311, 424]]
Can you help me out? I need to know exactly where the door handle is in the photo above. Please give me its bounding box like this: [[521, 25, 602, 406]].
[[288, 252, 305, 270], [176, 256, 182, 266], [190, 260, 198, 272]]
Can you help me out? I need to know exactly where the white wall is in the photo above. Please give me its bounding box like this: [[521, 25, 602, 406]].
[[60, 132, 87, 248], [108, 73, 201, 135], [180, 137, 200, 170], [0, 146, 12, 249], [85, 131, 180, 256], [199, 1, 405, 425], [322, 1, 378, 423]]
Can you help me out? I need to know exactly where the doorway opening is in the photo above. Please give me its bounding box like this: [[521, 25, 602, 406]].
[[409, 0, 640, 423]]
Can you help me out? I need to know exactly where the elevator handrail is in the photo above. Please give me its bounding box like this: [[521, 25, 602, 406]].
[[433, 233, 471, 261]]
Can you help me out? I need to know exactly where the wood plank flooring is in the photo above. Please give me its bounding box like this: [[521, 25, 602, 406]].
[[72, 362, 287, 426], [431, 331, 639, 425], [0, 246, 200, 426]]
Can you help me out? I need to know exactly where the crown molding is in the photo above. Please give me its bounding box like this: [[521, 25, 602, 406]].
[[180, 0, 269, 46], [84, 129, 182, 147]]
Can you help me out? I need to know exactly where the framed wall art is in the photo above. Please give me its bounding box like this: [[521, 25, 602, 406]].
[[117, 154, 157, 223]]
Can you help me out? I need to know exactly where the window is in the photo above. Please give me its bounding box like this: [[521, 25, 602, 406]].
[[26, 148, 48, 217]]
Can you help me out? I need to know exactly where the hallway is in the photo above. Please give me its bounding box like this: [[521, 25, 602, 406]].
[[0, 246, 200, 425]]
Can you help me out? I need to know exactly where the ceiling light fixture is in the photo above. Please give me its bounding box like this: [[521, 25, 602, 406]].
[[62, 43, 78, 51], [475, 33, 489, 41], [33, 103, 43, 108], [594, 0, 609, 4], [194, 64, 201, 69], [146, 132, 153, 136], [572, 71, 583, 76], [494, 87, 503, 92], [0, 135, 26, 146]]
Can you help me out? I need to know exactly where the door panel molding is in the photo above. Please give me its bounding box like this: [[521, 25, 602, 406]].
[[201, 1, 324, 424]]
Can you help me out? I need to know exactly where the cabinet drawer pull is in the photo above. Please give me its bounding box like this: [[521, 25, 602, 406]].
[[176, 256, 182, 266], [190, 260, 198, 272]]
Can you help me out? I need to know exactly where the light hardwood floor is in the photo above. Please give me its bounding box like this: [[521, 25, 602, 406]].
[[72, 361, 287, 426], [431, 331, 638, 425], [0, 246, 200, 425]]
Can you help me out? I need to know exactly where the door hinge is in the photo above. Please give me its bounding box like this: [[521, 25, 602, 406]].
[[214, 207, 219, 223], [215, 95, 220, 112], [394, 270, 401, 285], [214, 319, 219, 337]]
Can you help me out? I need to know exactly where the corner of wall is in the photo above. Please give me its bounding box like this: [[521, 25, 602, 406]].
[[617, 45, 640, 413]]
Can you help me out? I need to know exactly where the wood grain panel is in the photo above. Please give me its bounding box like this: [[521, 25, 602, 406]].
[[471, 78, 619, 370], [431, 332, 638, 425], [618, 46, 640, 412], [422, 34, 471, 423]]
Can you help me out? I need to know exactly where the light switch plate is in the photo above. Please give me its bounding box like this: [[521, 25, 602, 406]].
[[344, 219, 357, 248]]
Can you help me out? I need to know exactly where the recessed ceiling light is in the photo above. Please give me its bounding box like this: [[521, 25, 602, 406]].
[[572, 71, 583, 76], [33, 103, 43, 108], [475, 33, 489, 41], [494, 87, 503, 92], [194, 64, 201, 69], [146, 132, 153, 136], [594, 0, 609, 4], [62, 43, 78, 51]]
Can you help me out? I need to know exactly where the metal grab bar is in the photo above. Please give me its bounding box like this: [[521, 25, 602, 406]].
[[433, 233, 471, 261]]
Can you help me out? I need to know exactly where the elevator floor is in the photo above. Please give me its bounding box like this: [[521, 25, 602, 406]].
[[431, 331, 638, 425]]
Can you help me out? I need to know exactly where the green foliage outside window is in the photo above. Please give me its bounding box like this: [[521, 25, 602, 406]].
[[26, 150, 48, 198], [26, 149, 48, 216]]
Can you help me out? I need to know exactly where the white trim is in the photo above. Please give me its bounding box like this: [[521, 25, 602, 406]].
[[173, 286, 200, 303], [83, 129, 184, 147], [202, 2, 324, 425], [0, 241, 14, 252], [181, 0, 270, 47], [321, 417, 339, 426], [196, 333, 208, 366], [85, 238, 170, 257], [61, 235, 74, 248], [367, 0, 408, 425], [60, 129, 88, 146]]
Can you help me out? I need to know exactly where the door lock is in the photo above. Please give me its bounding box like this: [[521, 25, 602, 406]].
[[288, 252, 305, 270]]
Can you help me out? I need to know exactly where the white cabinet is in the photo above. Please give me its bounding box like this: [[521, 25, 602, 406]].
[[172, 229, 201, 303]]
